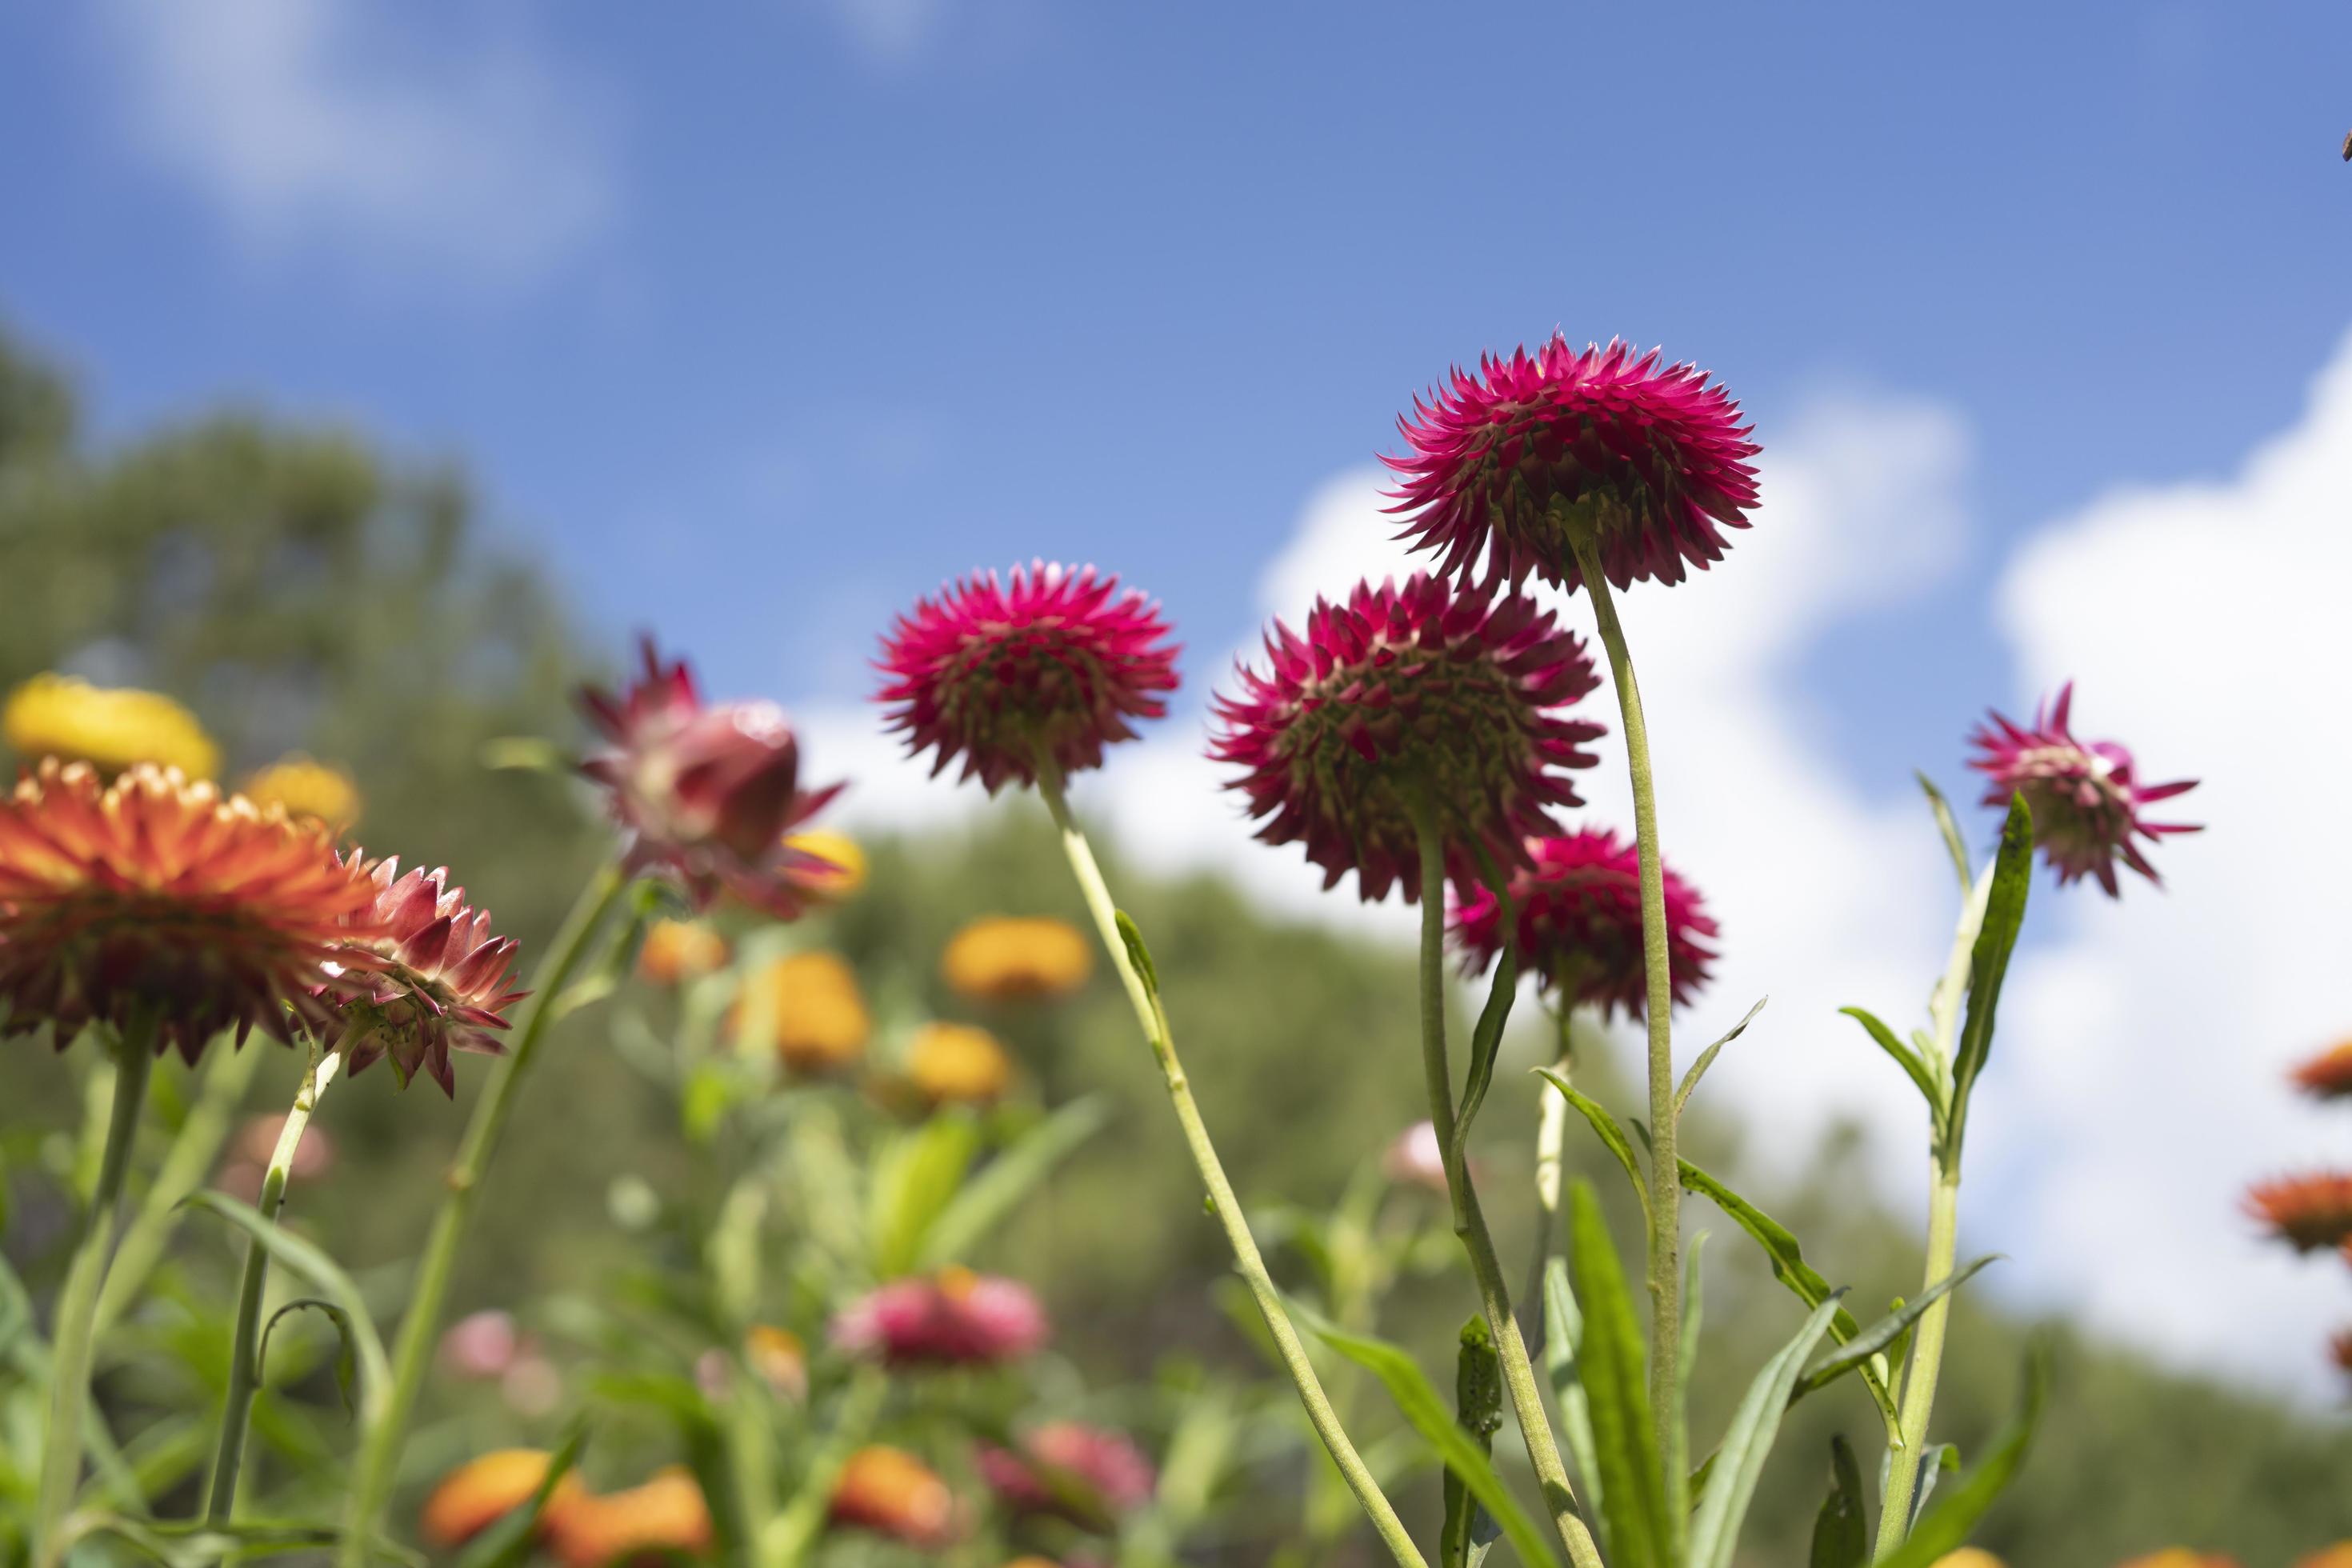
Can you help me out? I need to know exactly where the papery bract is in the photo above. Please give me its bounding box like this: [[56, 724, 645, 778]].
[[318, 860, 526, 1096], [1449, 828, 1715, 1018], [2245, 1173, 2352, 1254], [1969, 682, 2198, 896]]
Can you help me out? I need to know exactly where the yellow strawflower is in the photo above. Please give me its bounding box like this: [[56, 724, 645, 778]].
[[1931, 1553, 2006, 1568], [941, 915, 1091, 1002], [738, 950, 870, 1071], [786, 828, 868, 899], [638, 918, 730, 986], [906, 1021, 1014, 1106], [2, 673, 218, 778], [242, 754, 362, 831]]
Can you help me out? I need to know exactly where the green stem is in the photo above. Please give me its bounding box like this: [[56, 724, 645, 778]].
[[1568, 530, 1685, 1518], [1409, 807, 1606, 1568], [1034, 766, 1430, 1568], [1873, 865, 1994, 1558], [94, 1037, 264, 1342], [34, 1017, 157, 1567], [766, 1366, 885, 1567], [202, 1039, 340, 1531], [337, 858, 630, 1568], [1530, 995, 1578, 1303]]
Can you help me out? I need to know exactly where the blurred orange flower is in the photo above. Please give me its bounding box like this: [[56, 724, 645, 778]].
[[2290, 1039, 2352, 1101], [2115, 1553, 2242, 1568], [2296, 1546, 2352, 1568], [2246, 1174, 2352, 1254], [548, 1468, 713, 1568], [420, 1449, 583, 1548], [1928, 1553, 2004, 1568], [639, 918, 730, 986], [942, 916, 1091, 1003], [736, 950, 870, 1071], [906, 1021, 1014, 1106], [829, 1445, 959, 1548], [746, 1323, 807, 1401]]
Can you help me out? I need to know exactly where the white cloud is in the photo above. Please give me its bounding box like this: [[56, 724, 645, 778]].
[[101, 0, 614, 284], [1984, 328, 2352, 1386]]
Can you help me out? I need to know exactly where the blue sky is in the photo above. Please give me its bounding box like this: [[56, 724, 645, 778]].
[[6, 2, 2352, 1379]]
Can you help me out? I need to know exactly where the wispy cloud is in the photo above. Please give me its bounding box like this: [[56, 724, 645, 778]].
[[99, 0, 615, 286], [811, 0, 954, 66]]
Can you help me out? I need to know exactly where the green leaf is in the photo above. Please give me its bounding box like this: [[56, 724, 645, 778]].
[[1673, 998, 1767, 1119], [1686, 1292, 1846, 1568], [1790, 1257, 2000, 1406], [1808, 1436, 1868, 1568], [1917, 772, 1973, 891], [1676, 1160, 1896, 1425], [1679, 1230, 1708, 1390], [1877, 1347, 2046, 1568], [454, 1420, 589, 1568], [1114, 910, 1160, 996], [1450, 940, 1521, 1164], [180, 1192, 390, 1426], [867, 1110, 979, 1277], [1536, 1070, 1651, 1230], [1840, 1006, 1946, 1127], [1542, 1258, 1606, 1551], [1441, 1316, 1503, 1568], [1946, 794, 2032, 1164], [1908, 1445, 1958, 1533], [1566, 1182, 1669, 1568], [52, 1513, 421, 1567], [917, 1095, 1110, 1270], [1286, 1294, 1563, 1568], [260, 1298, 358, 1418]]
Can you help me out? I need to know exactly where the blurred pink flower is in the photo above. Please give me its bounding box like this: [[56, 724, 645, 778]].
[[499, 1354, 563, 1418], [1382, 1121, 1450, 1194], [439, 1310, 522, 1381], [830, 1268, 1048, 1367], [977, 1422, 1156, 1530], [1449, 828, 1715, 1018], [1968, 682, 2198, 896]]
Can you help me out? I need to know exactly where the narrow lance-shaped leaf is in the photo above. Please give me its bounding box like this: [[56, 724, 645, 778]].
[[181, 1192, 390, 1427], [1876, 1346, 2047, 1568], [261, 1298, 359, 1418], [1908, 1446, 1959, 1534], [1790, 1257, 2000, 1408], [1673, 998, 1768, 1119], [1542, 1258, 1607, 1554], [1917, 772, 1973, 891], [1808, 1436, 1868, 1568], [1538, 1070, 1652, 1231], [1945, 794, 2033, 1166], [1686, 1291, 1846, 1568], [454, 1420, 590, 1568], [867, 1110, 979, 1277], [1840, 1006, 1946, 1132], [1566, 1181, 1670, 1568], [918, 1095, 1110, 1269], [1451, 940, 1521, 1166]]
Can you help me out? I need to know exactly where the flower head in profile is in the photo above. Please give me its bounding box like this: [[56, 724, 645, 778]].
[[906, 1022, 1015, 1106], [977, 1422, 1156, 1532], [2245, 1173, 2352, 1253], [579, 638, 843, 918], [831, 1267, 1048, 1366], [638, 918, 730, 986], [3, 673, 220, 779], [828, 1446, 960, 1549], [1210, 574, 1604, 902], [1449, 829, 1715, 1018], [878, 562, 1179, 793], [547, 1469, 712, 1568], [0, 761, 383, 1060], [420, 1449, 586, 1550], [735, 951, 871, 1072], [2290, 1039, 2352, 1102], [1386, 336, 1760, 594], [242, 755, 362, 833], [942, 916, 1092, 1002], [314, 861, 526, 1094], [1968, 683, 2198, 896]]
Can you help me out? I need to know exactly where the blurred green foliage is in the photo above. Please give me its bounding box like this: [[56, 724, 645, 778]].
[[2, 318, 2348, 1566]]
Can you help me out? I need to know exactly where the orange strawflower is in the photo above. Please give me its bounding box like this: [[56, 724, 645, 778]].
[[2290, 1040, 2352, 1102], [638, 918, 730, 986], [0, 761, 382, 1060], [548, 1468, 713, 1568], [941, 916, 1090, 1002], [2297, 1545, 2352, 1568], [736, 950, 870, 1071], [420, 1448, 584, 1548], [2246, 1173, 2352, 1254], [1928, 1553, 2005, 1568], [906, 1022, 1014, 1106], [2115, 1554, 2242, 1568], [746, 1324, 807, 1401], [828, 1445, 959, 1548]]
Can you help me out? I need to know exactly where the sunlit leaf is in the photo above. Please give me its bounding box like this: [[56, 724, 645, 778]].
[[1790, 1257, 1999, 1407], [1537, 1070, 1651, 1230], [1566, 1182, 1668, 1568], [1946, 794, 2033, 1166], [1687, 1291, 1845, 1568], [1877, 1346, 2046, 1568]]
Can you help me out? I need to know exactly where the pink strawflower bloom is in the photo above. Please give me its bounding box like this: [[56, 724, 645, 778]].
[[830, 1268, 1048, 1367], [439, 1310, 524, 1382], [1968, 682, 2198, 896], [578, 639, 842, 918], [876, 562, 1179, 793], [1386, 335, 1760, 594], [1210, 574, 1604, 902], [318, 861, 526, 1095], [1449, 828, 1715, 1018], [977, 1422, 1156, 1531]]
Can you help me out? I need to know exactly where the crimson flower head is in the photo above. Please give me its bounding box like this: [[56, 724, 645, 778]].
[[1210, 574, 1604, 902], [1968, 682, 2198, 896], [1450, 828, 1715, 1018], [2245, 1173, 2352, 1254], [318, 861, 527, 1096], [877, 562, 1179, 793], [578, 639, 842, 918], [977, 1422, 1156, 1532], [830, 1267, 1048, 1367], [2289, 1040, 2352, 1102], [1387, 335, 1760, 594]]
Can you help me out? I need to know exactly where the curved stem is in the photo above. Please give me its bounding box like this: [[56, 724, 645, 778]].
[[202, 1039, 340, 1531], [337, 858, 630, 1568], [1568, 532, 1685, 1516], [1033, 766, 1430, 1568], [1408, 806, 1606, 1568], [34, 1016, 157, 1567]]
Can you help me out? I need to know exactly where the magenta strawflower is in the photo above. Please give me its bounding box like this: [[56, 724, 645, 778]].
[[578, 639, 842, 918], [829, 1268, 1049, 1367], [1967, 682, 2198, 897], [1210, 574, 1604, 902], [977, 1422, 1156, 1531], [318, 861, 526, 1096], [876, 562, 1179, 793], [1386, 335, 1761, 594], [1450, 828, 1715, 1018]]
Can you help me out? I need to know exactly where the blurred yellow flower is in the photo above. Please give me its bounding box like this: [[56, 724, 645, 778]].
[[2, 673, 218, 779], [420, 1448, 584, 1548], [639, 918, 730, 986], [906, 1021, 1014, 1106], [786, 828, 868, 898], [738, 950, 870, 1070], [242, 754, 362, 830], [2296, 1546, 2352, 1568], [942, 915, 1091, 1003], [2116, 1554, 2242, 1568], [1930, 1552, 2006, 1568], [547, 1468, 711, 1568], [746, 1323, 807, 1401]]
